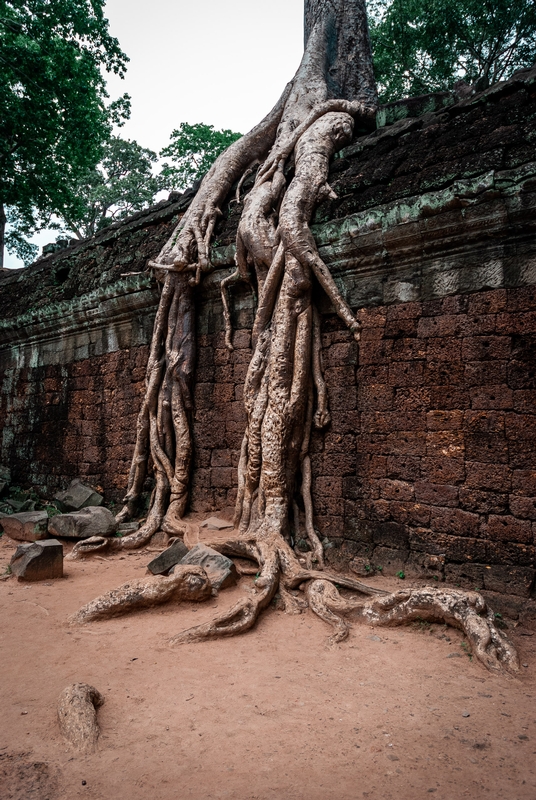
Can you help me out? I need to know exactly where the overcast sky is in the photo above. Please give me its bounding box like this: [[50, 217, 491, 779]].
[[5, 0, 304, 267]]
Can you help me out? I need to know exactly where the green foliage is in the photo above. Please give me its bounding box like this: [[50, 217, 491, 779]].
[[369, 0, 536, 101], [0, 0, 130, 262], [4, 207, 38, 265], [160, 123, 242, 191], [396, 570, 405, 579], [52, 137, 161, 239]]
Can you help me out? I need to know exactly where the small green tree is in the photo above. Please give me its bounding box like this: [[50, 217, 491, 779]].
[[0, 0, 130, 266], [52, 137, 161, 240], [159, 123, 242, 191], [370, 0, 536, 101]]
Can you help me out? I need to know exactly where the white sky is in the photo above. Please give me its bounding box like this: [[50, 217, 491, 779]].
[[5, 0, 304, 268]]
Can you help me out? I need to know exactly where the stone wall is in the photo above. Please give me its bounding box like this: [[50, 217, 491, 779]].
[[1, 67, 535, 611]]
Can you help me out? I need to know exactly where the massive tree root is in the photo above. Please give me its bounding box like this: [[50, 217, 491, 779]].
[[70, 0, 519, 673], [57, 683, 105, 753], [70, 565, 211, 624], [305, 581, 519, 672]]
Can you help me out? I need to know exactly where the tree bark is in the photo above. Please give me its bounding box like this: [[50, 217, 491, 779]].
[[70, 0, 519, 673]]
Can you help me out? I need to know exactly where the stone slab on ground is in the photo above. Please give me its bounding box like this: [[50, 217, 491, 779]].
[[147, 539, 189, 576], [48, 507, 117, 539], [54, 480, 103, 512], [0, 510, 49, 541], [118, 522, 140, 536], [199, 517, 234, 531], [178, 543, 238, 590], [10, 539, 63, 581]]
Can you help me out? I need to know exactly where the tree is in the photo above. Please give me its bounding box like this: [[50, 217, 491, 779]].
[[160, 123, 242, 192], [70, 0, 518, 672], [0, 0, 130, 266], [52, 137, 161, 240], [369, 0, 536, 101]]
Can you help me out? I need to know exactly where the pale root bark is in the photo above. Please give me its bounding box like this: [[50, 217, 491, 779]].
[[57, 683, 104, 753], [69, 0, 519, 674], [70, 565, 211, 624], [305, 582, 519, 672]]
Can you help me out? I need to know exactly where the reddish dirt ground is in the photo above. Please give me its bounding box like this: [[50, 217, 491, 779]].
[[1, 523, 535, 800]]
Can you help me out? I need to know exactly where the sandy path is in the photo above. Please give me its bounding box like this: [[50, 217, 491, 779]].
[[1, 532, 534, 800]]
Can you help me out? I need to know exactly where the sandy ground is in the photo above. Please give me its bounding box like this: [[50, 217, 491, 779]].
[[1, 527, 535, 800]]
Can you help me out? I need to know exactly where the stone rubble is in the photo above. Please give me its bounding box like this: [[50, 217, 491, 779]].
[[0, 510, 49, 541], [177, 543, 238, 591], [48, 506, 117, 539], [10, 539, 63, 581], [147, 539, 189, 576], [54, 480, 103, 512]]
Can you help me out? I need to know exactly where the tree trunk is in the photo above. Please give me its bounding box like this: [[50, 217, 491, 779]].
[[70, 0, 519, 672]]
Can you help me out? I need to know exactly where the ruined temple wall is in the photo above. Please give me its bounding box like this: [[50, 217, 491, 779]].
[[1, 68, 536, 609]]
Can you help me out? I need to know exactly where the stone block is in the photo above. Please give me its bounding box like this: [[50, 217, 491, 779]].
[[378, 479, 414, 502], [483, 565, 535, 598], [459, 489, 508, 515], [420, 457, 465, 484], [390, 501, 431, 527], [444, 562, 486, 590], [429, 506, 480, 537], [372, 520, 409, 549], [409, 528, 487, 562], [48, 507, 118, 539], [483, 514, 532, 544], [426, 410, 463, 431], [372, 546, 408, 575], [147, 539, 189, 576], [485, 540, 535, 567], [415, 481, 459, 507], [0, 510, 49, 541], [10, 539, 63, 581], [117, 521, 140, 535], [386, 455, 421, 482], [426, 431, 465, 459], [509, 496, 536, 520], [54, 480, 103, 512], [178, 544, 238, 590], [465, 461, 511, 492]]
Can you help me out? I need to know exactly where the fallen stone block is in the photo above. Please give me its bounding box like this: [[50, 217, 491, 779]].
[[117, 521, 140, 536], [54, 480, 103, 512], [178, 543, 238, 590], [48, 507, 118, 539], [0, 510, 49, 541], [200, 516, 234, 531], [10, 539, 63, 581], [147, 538, 189, 576]]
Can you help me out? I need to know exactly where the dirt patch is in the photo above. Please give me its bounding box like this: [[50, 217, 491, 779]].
[[0, 752, 59, 799], [1, 529, 535, 800]]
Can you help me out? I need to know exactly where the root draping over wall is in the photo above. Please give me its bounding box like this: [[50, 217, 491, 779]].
[[69, 0, 520, 671]]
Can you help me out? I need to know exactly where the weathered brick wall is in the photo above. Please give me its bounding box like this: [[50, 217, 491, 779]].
[[0, 347, 149, 500], [1, 68, 536, 612]]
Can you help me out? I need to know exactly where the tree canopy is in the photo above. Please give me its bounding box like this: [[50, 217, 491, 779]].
[[159, 123, 242, 192], [0, 0, 130, 265], [52, 137, 161, 240], [370, 0, 536, 101]]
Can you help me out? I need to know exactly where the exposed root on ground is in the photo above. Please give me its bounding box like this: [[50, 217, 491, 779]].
[[306, 581, 519, 672], [71, 531, 519, 673], [69, 565, 211, 624], [69, 0, 520, 677], [57, 683, 105, 753]]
